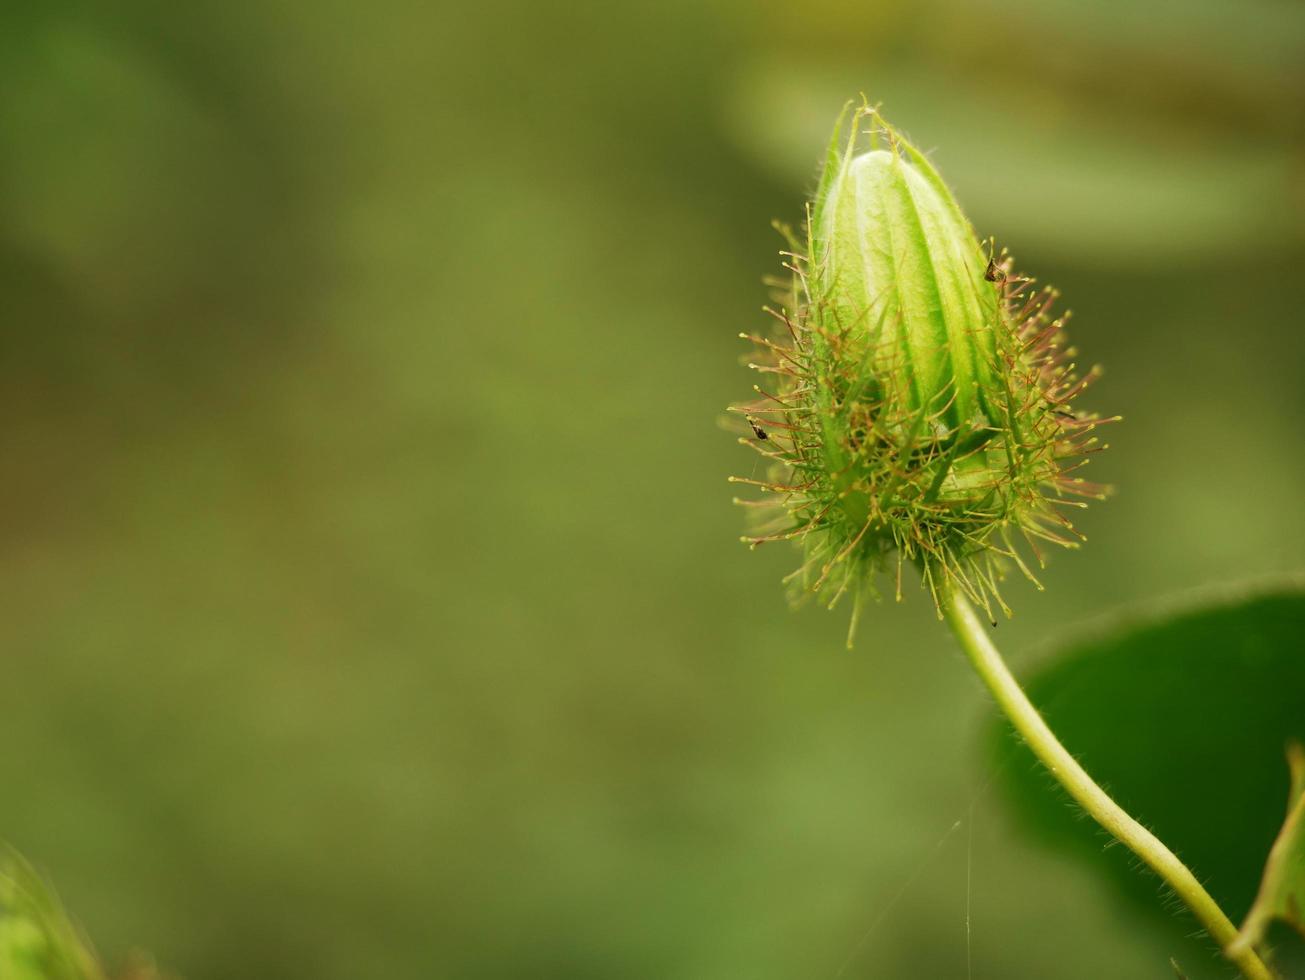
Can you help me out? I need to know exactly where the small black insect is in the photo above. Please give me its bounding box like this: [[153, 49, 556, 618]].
[[748, 417, 768, 440], [983, 239, 1006, 284]]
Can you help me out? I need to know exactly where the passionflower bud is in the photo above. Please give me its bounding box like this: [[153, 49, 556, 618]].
[[731, 104, 1113, 635]]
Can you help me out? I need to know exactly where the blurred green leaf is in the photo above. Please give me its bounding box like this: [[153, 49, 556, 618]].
[[992, 584, 1305, 929], [1233, 742, 1305, 957], [0, 848, 104, 980]]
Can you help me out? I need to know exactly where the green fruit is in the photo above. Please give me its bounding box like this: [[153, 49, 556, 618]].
[[732, 103, 1114, 637]]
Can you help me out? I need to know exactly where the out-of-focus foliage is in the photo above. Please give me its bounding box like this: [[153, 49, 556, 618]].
[[0, 0, 1302, 978], [0, 849, 102, 980], [0, 851, 166, 980], [993, 585, 1305, 970], [1236, 742, 1305, 960]]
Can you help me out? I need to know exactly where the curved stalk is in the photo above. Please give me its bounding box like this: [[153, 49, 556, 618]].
[[942, 588, 1274, 980]]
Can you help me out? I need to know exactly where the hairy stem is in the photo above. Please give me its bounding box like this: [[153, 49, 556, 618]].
[[942, 588, 1274, 980]]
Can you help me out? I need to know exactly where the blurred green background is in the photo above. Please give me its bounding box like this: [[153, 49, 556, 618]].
[[1, 0, 1303, 977]]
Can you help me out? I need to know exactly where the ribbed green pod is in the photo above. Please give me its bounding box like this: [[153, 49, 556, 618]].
[[813, 140, 1000, 436], [731, 103, 1112, 631]]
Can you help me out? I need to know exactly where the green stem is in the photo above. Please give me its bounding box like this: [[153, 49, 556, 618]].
[[941, 588, 1275, 980]]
